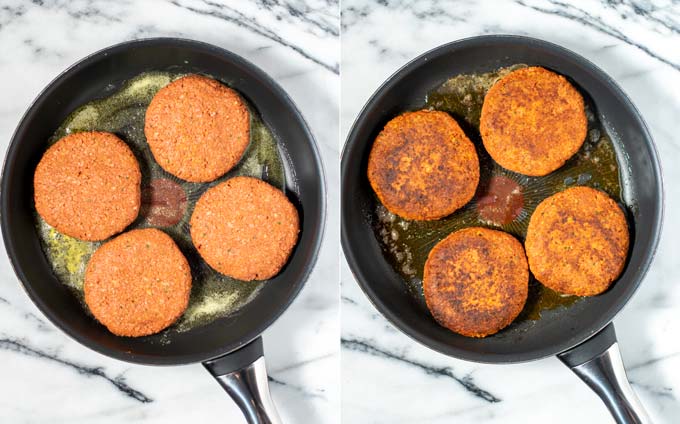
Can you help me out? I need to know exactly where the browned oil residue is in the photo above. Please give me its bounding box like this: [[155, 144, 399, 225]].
[[141, 178, 188, 227], [476, 175, 524, 226], [372, 65, 625, 321]]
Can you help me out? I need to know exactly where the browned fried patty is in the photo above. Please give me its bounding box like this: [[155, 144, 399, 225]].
[[525, 186, 629, 296], [367, 110, 479, 221], [33, 131, 141, 241], [480, 67, 587, 176], [84, 228, 191, 337], [190, 176, 299, 281], [145, 74, 250, 182], [423, 227, 528, 338]]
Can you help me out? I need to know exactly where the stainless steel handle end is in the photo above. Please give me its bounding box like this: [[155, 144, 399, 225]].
[[570, 343, 650, 424], [204, 337, 282, 424], [213, 357, 282, 424]]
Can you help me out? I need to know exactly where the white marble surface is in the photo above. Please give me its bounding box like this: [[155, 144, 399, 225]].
[[341, 1, 680, 423], [0, 1, 338, 423]]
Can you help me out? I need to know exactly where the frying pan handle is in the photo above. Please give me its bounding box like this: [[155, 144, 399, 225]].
[[558, 323, 651, 424], [203, 337, 283, 424]]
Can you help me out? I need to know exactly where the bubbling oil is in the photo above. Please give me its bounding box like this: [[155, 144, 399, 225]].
[[374, 65, 625, 321], [36, 71, 286, 333]]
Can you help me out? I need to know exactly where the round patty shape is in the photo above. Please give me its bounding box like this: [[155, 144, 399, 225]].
[[423, 227, 528, 338], [190, 176, 299, 281], [145, 74, 250, 182], [525, 186, 629, 296], [367, 110, 479, 221], [480, 67, 587, 176], [34, 131, 141, 241], [84, 228, 191, 337]]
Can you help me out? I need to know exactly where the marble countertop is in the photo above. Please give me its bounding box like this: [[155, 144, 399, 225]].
[[341, 1, 679, 423], [0, 1, 339, 423]]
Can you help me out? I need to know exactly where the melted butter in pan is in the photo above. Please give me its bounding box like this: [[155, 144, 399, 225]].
[[36, 71, 286, 333]]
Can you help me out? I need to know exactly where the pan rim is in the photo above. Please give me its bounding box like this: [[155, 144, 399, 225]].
[[1, 37, 327, 366], [341, 34, 664, 364]]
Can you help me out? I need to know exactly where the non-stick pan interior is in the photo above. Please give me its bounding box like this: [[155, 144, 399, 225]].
[[2, 39, 325, 365], [341, 36, 662, 362], [38, 70, 286, 333]]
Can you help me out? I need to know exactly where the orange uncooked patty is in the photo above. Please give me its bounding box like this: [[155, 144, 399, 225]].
[[480, 67, 587, 176], [33, 131, 141, 241], [145, 74, 250, 182], [84, 228, 192, 337], [190, 176, 299, 281], [525, 186, 629, 296], [367, 110, 479, 221], [423, 227, 529, 338]]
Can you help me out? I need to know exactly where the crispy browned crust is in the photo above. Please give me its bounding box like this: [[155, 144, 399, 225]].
[[367, 110, 479, 221], [525, 186, 629, 296], [145, 74, 250, 182], [33, 131, 141, 241], [480, 67, 587, 176], [423, 227, 528, 338], [84, 228, 192, 337], [190, 176, 299, 281]]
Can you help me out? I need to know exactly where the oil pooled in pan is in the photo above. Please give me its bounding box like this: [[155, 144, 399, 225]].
[[373, 65, 624, 322], [36, 71, 286, 334]]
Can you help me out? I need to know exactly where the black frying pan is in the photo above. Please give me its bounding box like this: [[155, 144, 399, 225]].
[[342, 35, 662, 424], [2, 38, 326, 424]]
